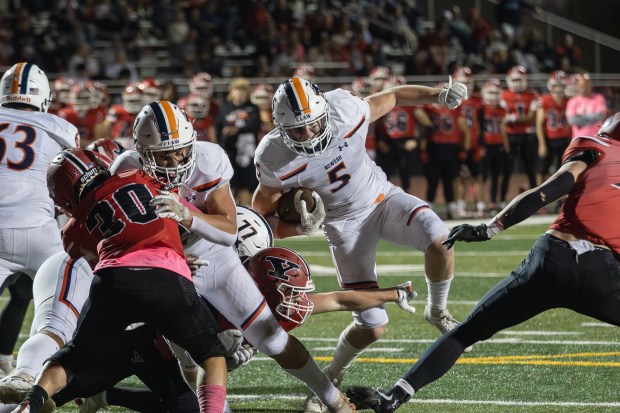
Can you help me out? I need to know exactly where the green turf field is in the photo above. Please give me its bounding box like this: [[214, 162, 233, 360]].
[[4, 221, 620, 412]]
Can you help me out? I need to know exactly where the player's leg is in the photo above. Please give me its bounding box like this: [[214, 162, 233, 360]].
[[0, 273, 32, 378], [193, 247, 348, 412]]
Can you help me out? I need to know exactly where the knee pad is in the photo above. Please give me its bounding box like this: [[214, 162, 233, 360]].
[[353, 306, 389, 330]]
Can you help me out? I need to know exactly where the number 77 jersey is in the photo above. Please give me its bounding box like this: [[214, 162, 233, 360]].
[[255, 89, 393, 219]]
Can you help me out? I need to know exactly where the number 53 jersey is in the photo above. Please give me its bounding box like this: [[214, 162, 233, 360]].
[[255, 89, 393, 219], [0, 108, 79, 228]]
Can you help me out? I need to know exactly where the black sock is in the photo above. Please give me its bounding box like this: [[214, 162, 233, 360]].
[[391, 385, 410, 403], [106, 386, 166, 413], [24, 385, 49, 413]]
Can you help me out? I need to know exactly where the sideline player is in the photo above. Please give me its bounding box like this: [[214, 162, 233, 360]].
[[347, 113, 620, 412], [111, 101, 356, 413], [252, 77, 467, 412], [0, 62, 79, 378]]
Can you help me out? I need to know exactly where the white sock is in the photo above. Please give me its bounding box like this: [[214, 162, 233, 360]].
[[426, 276, 452, 313], [0, 354, 13, 364], [14, 333, 60, 379], [324, 328, 365, 384], [285, 356, 339, 406]]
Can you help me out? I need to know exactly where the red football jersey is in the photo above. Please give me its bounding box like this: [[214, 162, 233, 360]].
[[64, 170, 185, 263], [501, 90, 538, 134], [549, 136, 620, 255], [106, 105, 137, 140], [537, 94, 570, 140], [57, 106, 106, 142], [482, 105, 507, 145], [424, 105, 462, 145], [381, 106, 416, 140], [189, 115, 215, 142], [459, 94, 483, 149]]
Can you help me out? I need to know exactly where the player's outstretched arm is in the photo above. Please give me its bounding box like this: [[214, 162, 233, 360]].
[[309, 282, 417, 314]]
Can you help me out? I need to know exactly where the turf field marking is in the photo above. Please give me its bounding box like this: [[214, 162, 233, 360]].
[[227, 394, 620, 408], [299, 251, 530, 257], [297, 337, 620, 346], [311, 264, 510, 277], [498, 331, 583, 336], [582, 322, 614, 327]]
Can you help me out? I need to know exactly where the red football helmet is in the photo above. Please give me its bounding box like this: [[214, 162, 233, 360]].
[[85, 138, 126, 164], [547, 71, 567, 98], [52, 77, 75, 105], [187, 93, 210, 119], [351, 77, 371, 97], [247, 247, 315, 326], [122, 83, 144, 115], [564, 73, 578, 98], [368, 66, 391, 92], [69, 81, 96, 114], [481, 79, 503, 106], [506, 65, 528, 93], [596, 112, 620, 141], [250, 84, 273, 110], [137, 77, 162, 104], [292, 65, 315, 81], [47, 148, 110, 215], [189, 72, 214, 98], [453, 66, 474, 93]]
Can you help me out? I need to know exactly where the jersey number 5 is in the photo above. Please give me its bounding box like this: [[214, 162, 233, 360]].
[[327, 162, 351, 193]]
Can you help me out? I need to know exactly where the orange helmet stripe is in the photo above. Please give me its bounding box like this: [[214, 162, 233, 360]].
[[160, 101, 179, 140], [11, 62, 24, 94], [291, 78, 311, 114]]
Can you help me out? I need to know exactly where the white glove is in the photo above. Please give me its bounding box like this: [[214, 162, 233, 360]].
[[186, 254, 208, 277], [226, 344, 258, 372], [395, 281, 417, 314], [218, 329, 244, 356], [296, 191, 326, 235], [149, 191, 190, 223], [438, 76, 468, 109]]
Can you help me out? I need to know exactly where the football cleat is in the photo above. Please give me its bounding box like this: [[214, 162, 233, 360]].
[[326, 391, 357, 413], [0, 374, 34, 404], [346, 387, 403, 413], [303, 394, 327, 413], [424, 306, 473, 352], [0, 356, 13, 379]]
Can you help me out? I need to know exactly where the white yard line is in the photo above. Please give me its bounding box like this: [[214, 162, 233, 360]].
[[291, 337, 620, 346]]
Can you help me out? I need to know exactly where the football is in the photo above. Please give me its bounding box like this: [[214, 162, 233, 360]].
[[277, 188, 316, 223]]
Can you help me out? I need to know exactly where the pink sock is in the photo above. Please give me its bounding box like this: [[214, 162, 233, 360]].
[[197, 384, 226, 413]]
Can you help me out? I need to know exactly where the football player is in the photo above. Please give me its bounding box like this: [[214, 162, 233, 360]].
[[186, 93, 217, 143], [480, 79, 510, 211], [57, 80, 106, 147], [11, 148, 228, 413], [252, 77, 467, 412], [0, 62, 79, 379], [110, 102, 356, 413], [250, 83, 275, 142], [501, 65, 539, 190], [348, 111, 620, 413], [92, 82, 143, 147], [48, 77, 74, 116], [536, 71, 571, 182]]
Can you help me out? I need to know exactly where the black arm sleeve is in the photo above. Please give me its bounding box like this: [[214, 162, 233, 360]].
[[499, 171, 575, 230]]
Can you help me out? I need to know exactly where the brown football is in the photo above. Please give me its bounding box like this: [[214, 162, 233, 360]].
[[277, 188, 316, 223]]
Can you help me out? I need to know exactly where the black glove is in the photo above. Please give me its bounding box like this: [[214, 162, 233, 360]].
[[442, 224, 491, 249]]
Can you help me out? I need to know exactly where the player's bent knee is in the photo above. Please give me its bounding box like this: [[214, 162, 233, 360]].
[[40, 329, 66, 348], [252, 326, 289, 357]]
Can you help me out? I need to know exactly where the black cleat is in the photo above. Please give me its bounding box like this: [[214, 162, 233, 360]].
[[346, 387, 402, 412]]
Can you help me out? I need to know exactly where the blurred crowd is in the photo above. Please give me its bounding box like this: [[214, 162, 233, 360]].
[[0, 0, 587, 79]]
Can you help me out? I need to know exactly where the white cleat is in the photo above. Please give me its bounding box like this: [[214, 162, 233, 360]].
[[79, 391, 108, 413], [326, 391, 357, 413], [424, 305, 473, 352], [0, 375, 34, 404], [303, 394, 327, 413]]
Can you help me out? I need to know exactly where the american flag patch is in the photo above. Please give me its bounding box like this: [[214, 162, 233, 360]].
[[29, 87, 39, 95]]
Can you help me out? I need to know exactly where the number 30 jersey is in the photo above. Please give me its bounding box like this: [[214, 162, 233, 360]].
[[0, 108, 79, 228], [64, 170, 189, 278], [255, 89, 393, 219]]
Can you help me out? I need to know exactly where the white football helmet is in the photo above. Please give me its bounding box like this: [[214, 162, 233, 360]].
[[234, 205, 274, 263], [187, 93, 210, 119], [133, 101, 197, 187], [506, 65, 528, 93], [122, 83, 143, 115], [0, 62, 52, 112], [481, 79, 503, 106], [547, 70, 567, 98], [273, 78, 332, 156], [189, 72, 214, 98]]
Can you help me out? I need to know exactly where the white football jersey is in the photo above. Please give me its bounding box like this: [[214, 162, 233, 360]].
[[255, 89, 394, 219], [0, 108, 79, 228], [111, 141, 233, 210]]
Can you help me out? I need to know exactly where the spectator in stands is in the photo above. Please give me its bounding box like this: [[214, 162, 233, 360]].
[[67, 42, 100, 80], [566, 72, 608, 138], [555, 34, 582, 72], [468, 7, 492, 54], [495, 0, 539, 47]]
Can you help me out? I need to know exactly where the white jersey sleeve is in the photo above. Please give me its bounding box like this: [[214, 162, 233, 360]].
[[0, 109, 79, 228], [109, 149, 143, 174], [181, 141, 233, 211], [254, 88, 393, 219]]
